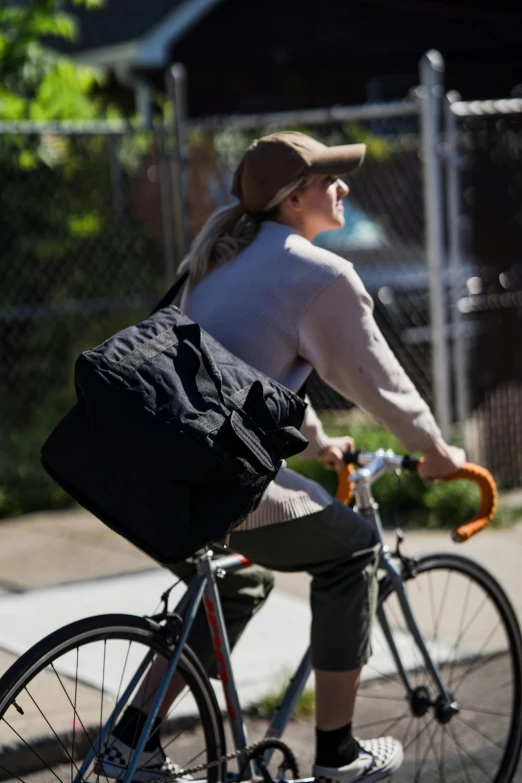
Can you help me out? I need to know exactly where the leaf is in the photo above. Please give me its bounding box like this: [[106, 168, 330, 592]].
[[68, 211, 102, 237], [18, 149, 38, 170], [27, 10, 77, 40], [72, 0, 105, 7], [0, 87, 27, 119], [30, 61, 102, 120]]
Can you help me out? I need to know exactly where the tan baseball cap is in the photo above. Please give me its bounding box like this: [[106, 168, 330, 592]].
[[231, 131, 366, 215]]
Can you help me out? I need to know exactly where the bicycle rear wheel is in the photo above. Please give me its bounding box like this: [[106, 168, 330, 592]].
[[0, 614, 226, 783], [354, 552, 522, 783]]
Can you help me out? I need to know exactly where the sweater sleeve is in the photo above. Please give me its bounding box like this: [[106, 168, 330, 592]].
[[297, 266, 442, 452], [298, 395, 331, 459]]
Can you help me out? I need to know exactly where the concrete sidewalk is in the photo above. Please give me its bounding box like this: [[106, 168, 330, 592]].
[[0, 510, 522, 673], [1, 505, 522, 614], [0, 506, 521, 771]]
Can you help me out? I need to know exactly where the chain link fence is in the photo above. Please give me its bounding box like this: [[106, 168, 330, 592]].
[[449, 101, 522, 487], [0, 127, 172, 514], [1, 90, 521, 516]]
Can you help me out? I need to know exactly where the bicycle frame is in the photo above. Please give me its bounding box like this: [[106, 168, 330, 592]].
[[80, 450, 458, 783]]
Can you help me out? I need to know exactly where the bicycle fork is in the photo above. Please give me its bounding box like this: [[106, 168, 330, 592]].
[[379, 546, 459, 719], [354, 493, 459, 721]]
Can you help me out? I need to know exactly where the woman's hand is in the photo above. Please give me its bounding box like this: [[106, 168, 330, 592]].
[[418, 438, 466, 481], [318, 436, 355, 471]]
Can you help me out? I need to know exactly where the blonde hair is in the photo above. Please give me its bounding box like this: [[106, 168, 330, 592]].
[[178, 174, 310, 284]]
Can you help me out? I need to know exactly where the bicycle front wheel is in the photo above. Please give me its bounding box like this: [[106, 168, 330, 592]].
[[0, 614, 226, 783], [354, 552, 522, 783]]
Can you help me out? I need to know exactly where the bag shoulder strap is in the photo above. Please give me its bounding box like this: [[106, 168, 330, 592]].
[[151, 271, 189, 315]]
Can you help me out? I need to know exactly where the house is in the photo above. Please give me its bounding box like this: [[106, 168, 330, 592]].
[[50, 0, 522, 121]]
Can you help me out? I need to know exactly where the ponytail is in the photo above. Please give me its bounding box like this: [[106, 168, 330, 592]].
[[178, 204, 257, 283], [178, 174, 311, 284]]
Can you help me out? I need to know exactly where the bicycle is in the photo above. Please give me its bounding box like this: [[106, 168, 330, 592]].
[[0, 449, 521, 783]]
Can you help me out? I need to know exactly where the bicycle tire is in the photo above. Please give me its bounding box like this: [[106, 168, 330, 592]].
[[354, 552, 522, 783], [0, 613, 226, 783]]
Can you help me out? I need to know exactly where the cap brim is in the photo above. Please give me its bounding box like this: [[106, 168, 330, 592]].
[[308, 143, 366, 175]]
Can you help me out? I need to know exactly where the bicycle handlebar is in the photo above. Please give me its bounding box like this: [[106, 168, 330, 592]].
[[439, 463, 498, 542], [337, 450, 497, 543]]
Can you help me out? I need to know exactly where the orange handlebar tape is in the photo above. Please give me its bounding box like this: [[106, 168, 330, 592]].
[[336, 464, 354, 506], [443, 463, 497, 542], [336, 459, 496, 543]]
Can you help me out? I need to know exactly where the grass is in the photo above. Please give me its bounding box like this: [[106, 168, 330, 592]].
[[254, 677, 316, 720]]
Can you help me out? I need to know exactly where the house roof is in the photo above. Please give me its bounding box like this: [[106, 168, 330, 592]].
[[49, 0, 227, 68]]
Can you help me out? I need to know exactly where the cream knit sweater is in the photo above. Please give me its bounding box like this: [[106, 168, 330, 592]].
[[181, 220, 442, 530]]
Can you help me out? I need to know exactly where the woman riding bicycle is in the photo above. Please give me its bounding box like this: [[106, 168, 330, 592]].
[[102, 131, 465, 783]]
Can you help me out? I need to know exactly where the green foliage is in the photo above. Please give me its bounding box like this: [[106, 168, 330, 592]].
[[0, 129, 165, 518], [0, 308, 151, 518], [0, 2, 163, 517], [254, 677, 315, 720], [0, 0, 108, 123]]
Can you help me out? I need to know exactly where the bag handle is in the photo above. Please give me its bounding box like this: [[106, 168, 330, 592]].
[[176, 322, 226, 404], [151, 272, 189, 315]]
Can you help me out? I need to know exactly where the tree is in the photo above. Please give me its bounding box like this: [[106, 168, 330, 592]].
[[0, 1, 165, 517], [0, 0, 106, 122]]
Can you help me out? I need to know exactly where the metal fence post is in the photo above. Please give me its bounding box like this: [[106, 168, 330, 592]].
[[107, 134, 125, 217], [157, 123, 178, 287], [419, 50, 452, 439], [165, 63, 189, 284], [445, 90, 470, 449]]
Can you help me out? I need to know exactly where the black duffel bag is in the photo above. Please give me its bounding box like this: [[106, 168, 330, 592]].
[[41, 276, 308, 565]]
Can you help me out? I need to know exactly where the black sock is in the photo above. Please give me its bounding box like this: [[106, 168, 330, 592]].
[[315, 722, 359, 767], [113, 706, 162, 752]]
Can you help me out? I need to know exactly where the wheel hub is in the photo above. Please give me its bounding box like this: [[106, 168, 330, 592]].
[[435, 693, 460, 724], [410, 685, 431, 716]]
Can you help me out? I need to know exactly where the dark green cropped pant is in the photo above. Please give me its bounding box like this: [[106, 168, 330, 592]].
[[169, 500, 380, 673]]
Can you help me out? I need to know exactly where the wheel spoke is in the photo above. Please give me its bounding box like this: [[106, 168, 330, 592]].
[[72, 646, 79, 783], [447, 577, 473, 686], [356, 692, 407, 702], [451, 637, 504, 692], [460, 705, 511, 718], [413, 715, 440, 782], [433, 569, 452, 645], [361, 664, 404, 688], [444, 723, 474, 783], [1, 716, 67, 783], [49, 662, 112, 783], [439, 715, 446, 783], [24, 685, 83, 778], [100, 640, 107, 754], [0, 761, 27, 783], [107, 640, 133, 739], [447, 720, 495, 781], [380, 710, 412, 737], [180, 745, 207, 770], [454, 713, 505, 752], [403, 720, 428, 753], [355, 710, 410, 732], [400, 715, 415, 748]]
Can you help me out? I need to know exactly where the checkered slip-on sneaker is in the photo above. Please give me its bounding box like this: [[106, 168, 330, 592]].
[[313, 736, 403, 783], [95, 735, 192, 782]]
